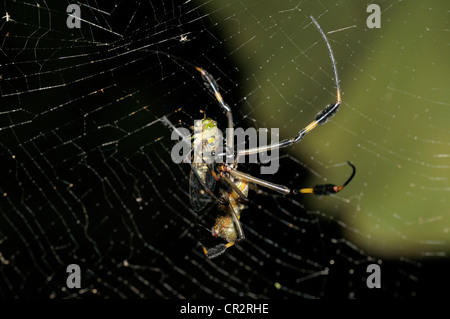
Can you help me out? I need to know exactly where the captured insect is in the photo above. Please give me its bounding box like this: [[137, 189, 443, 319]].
[[163, 16, 356, 258], [189, 118, 220, 212]]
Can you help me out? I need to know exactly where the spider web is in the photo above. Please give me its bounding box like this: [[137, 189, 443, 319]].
[[0, 0, 448, 299]]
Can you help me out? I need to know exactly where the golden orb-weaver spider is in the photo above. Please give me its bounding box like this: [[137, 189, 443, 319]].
[[163, 16, 355, 258]]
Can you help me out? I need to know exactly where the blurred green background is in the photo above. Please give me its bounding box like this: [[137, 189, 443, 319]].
[[198, 0, 449, 258]]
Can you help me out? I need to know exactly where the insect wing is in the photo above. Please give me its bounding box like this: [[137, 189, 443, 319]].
[[189, 164, 216, 212]]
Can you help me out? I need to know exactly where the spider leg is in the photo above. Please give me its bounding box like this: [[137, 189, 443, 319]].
[[195, 67, 235, 164], [296, 162, 356, 195], [227, 162, 355, 196], [237, 16, 342, 158], [229, 203, 246, 244], [227, 167, 291, 195]]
